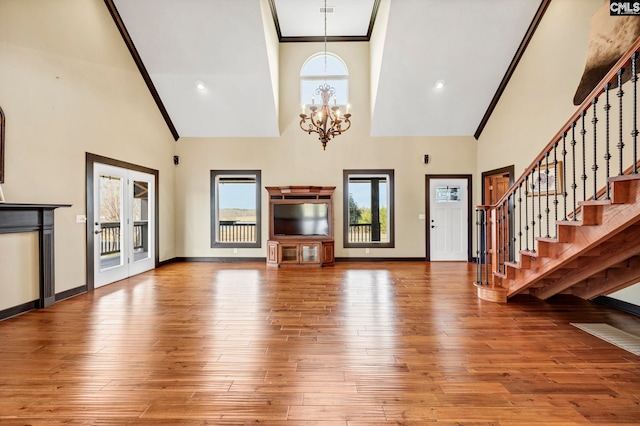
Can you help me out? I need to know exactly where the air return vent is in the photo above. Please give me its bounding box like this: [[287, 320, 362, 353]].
[[319, 6, 335, 14]]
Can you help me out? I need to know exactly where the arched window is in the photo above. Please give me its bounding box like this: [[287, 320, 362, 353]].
[[300, 53, 349, 107]]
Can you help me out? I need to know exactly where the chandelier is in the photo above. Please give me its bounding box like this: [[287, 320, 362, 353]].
[[299, 0, 352, 150]]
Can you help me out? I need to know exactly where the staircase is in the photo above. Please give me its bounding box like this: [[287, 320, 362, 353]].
[[475, 38, 640, 303], [478, 175, 640, 302]]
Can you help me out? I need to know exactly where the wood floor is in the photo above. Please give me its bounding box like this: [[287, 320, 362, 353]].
[[1, 261, 640, 425]]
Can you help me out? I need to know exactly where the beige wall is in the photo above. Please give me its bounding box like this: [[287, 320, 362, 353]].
[[175, 41, 477, 259], [0, 0, 177, 305], [477, 0, 602, 184]]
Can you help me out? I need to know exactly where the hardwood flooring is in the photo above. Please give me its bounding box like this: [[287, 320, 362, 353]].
[[1, 261, 639, 425]]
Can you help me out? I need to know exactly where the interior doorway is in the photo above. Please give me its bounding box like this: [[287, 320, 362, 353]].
[[482, 165, 514, 205], [481, 165, 515, 263], [425, 174, 473, 261], [86, 154, 159, 290]]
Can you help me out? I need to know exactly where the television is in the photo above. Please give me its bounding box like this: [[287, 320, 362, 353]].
[[273, 203, 329, 236]]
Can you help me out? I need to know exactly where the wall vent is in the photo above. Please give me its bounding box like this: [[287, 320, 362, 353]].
[[319, 6, 335, 14]]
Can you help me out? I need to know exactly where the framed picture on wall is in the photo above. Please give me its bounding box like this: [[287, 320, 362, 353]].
[[0, 106, 4, 184], [529, 161, 563, 196]]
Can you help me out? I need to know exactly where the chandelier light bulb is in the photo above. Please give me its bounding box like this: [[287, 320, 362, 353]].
[[195, 80, 207, 92]]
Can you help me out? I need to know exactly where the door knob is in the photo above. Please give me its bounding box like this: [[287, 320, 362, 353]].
[[94, 230, 100, 234]]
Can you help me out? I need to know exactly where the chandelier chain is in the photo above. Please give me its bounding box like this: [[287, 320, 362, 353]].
[[324, 0, 327, 83]]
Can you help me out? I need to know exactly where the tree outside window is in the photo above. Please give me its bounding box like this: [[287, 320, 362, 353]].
[[343, 170, 394, 248]]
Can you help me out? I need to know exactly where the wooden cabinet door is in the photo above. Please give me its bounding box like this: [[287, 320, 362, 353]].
[[299, 243, 321, 264], [322, 241, 334, 266], [267, 241, 279, 264]]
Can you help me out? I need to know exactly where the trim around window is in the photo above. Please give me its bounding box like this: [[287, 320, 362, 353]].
[[343, 169, 394, 249], [210, 170, 261, 248]]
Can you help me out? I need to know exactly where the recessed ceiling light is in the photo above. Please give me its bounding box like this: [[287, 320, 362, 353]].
[[434, 80, 446, 90], [195, 80, 207, 92]]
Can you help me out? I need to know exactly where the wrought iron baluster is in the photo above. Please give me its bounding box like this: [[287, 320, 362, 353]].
[[604, 83, 612, 200], [571, 122, 578, 220], [553, 142, 558, 238], [545, 152, 550, 238], [476, 209, 482, 284], [500, 202, 506, 273], [498, 203, 503, 272], [537, 161, 542, 240], [633, 52, 639, 174], [518, 183, 523, 253], [562, 132, 568, 220], [531, 168, 537, 252], [581, 110, 587, 202], [618, 67, 625, 176], [524, 175, 530, 251], [483, 210, 489, 285], [508, 193, 514, 263], [591, 98, 598, 199]]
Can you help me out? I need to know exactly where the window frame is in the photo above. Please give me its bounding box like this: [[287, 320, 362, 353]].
[[210, 170, 261, 249], [343, 169, 395, 249]]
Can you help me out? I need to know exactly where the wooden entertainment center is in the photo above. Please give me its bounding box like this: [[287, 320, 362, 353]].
[[266, 186, 335, 267]]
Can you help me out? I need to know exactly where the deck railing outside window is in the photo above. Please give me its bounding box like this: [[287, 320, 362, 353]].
[[99, 221, 148, 256], [218, 221, 256, 243]]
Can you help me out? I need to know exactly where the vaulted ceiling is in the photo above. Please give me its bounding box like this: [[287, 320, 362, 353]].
[[109, 0, 545, 139]]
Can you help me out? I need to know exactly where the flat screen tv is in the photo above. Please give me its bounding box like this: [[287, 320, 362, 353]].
[[273, 203, 329, 236]]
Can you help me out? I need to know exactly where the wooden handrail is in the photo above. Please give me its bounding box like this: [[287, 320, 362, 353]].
[[489, 36, 640, 210]]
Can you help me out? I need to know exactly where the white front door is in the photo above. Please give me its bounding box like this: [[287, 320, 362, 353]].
[[429, 178, 468, 261], [93, 164, 155, 288]]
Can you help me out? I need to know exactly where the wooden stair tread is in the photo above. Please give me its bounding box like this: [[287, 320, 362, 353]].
[[609, 173, 640, 182], [536, 236, 561, 243], [579, 199, 612, 206], [504, 261, 523, 269], [557, 220, 592, 227]]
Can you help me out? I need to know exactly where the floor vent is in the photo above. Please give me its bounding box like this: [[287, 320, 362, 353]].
[[571, 323, 640, 356]]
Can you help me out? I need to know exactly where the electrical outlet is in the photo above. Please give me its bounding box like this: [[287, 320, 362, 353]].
[[365, 248, 370, 254], [233, 248, 238, 254]]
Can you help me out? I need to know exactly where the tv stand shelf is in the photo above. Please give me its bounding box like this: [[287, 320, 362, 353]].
[[266, 240, 334, 267], [265, 186, 335, 268]]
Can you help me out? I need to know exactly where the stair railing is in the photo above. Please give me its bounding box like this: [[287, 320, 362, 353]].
[[476, 37, 640, 288]]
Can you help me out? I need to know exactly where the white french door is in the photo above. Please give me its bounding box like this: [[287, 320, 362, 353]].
[[93, 163, 155, 288], [429, 178, 468, 261]]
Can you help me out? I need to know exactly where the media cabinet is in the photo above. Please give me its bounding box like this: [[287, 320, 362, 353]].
[[265, 186, 335, 267]]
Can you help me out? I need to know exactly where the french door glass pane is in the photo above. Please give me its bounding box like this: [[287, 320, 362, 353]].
[[133, 180, 150, 262], [99, 174, 123, 271]]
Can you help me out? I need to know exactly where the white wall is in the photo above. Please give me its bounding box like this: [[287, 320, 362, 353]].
[[0, 0, 177, 306], [174, 41, 477, 259]]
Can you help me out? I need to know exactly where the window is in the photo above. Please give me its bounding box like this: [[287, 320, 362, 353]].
[[343, 170, 394, 248], [211, 170, 261, 248], [300, 53, 349, 107]]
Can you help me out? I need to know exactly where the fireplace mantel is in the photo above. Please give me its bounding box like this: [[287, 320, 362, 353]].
[[0, 203, 71, 309]]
